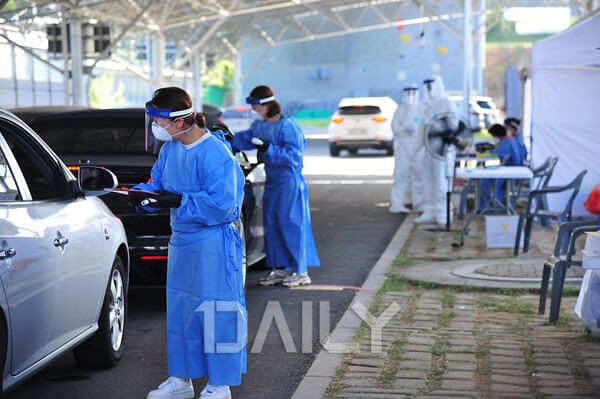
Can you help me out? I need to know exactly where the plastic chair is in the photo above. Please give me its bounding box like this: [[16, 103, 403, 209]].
[[509, 156, 558, 217], [513, 169, 587, 256], [538, 219, 598, 324]]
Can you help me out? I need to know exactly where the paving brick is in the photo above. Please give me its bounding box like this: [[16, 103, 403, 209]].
[[490, 382, 531, 394], [420, 390, 479, 398], [490, 374, 530, 385], [391, 378, 426, 389], [445, 353, 476, 362], [444, 370, 475, 380], [446, 361, 477, 372], [537, 386, 580, 396], [397, 360, 430, 370], [440, 379, 476, 391]]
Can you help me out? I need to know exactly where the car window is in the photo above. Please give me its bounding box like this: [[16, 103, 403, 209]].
[[0, 121, 70, 200], [36, 125, 147, 154], [0, 145, 20, 201], [476, 100, 493, 110], [338, 105, 381, 115]]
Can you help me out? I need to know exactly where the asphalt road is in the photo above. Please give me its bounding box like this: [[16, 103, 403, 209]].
[[4, 138, 406, 399]]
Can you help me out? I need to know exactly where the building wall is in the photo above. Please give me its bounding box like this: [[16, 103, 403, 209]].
[[239, 22, 467, 113]]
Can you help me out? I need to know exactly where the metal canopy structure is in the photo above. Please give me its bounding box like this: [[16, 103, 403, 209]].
[[4, 0, 588, 74], [0, 0, 598, 106]]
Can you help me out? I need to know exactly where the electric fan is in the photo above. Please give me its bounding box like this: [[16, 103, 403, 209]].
[[423, 112, 473, 231]]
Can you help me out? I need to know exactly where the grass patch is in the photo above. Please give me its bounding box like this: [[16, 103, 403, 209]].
[[382, 275, 411, 292], [393, 253, 414, 268], [476, 295, 536, 314], [438, 309, 455, 328], [440, 290, 456, 307], [296, 118, 330, 128], [376, 337, 408, 387], [555, 286, 580, 297]]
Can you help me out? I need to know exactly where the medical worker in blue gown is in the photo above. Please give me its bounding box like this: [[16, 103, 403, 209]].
[[479, 123, 526, 209], [231, 85, 320, 288], [134, 87, 246, 399]]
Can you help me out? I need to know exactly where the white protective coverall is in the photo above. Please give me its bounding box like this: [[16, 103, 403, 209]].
[[415, 74, 455, 225], [389, 85, 423, 213]]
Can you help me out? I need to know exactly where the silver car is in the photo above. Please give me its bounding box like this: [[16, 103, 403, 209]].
[[0, 109, 129, 394]]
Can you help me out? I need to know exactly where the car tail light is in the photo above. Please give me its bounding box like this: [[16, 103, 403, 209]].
[[331, 117, 343, 123], [372, 116, 386, 123], [141, 255, 168, 261], [67, 165, 80, 172]]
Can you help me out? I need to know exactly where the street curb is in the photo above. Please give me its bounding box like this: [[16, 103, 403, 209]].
[[291, 213, 415, 399]]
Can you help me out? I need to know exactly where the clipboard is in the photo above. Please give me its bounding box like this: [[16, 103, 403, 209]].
[[105, 188, 160, 198]]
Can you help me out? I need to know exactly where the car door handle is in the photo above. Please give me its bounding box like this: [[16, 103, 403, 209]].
[[0, 248, 16, 260], [54, 235, 69, 248]]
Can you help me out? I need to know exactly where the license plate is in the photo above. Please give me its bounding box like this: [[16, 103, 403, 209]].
[[348, 128, 365, 135]]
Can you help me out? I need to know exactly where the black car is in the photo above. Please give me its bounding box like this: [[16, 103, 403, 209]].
[[12, 106, 266, 284]]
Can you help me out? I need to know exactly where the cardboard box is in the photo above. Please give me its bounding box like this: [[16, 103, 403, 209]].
[[485, 215, 522, 249]]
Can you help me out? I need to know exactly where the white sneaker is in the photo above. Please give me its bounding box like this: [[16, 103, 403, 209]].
[[282, 273, 311, 287], [200, 384, 231, 399], [389, 206, 410, 214], [258, 269, 291, 286], [147, 376, 194, 399], [415, 212, 435, 224]]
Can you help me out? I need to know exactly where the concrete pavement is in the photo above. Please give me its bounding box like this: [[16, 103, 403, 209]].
[[293, 214, 599, 398]]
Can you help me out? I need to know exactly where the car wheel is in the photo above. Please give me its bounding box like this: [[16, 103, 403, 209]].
[[329, 143, 340, 157], [348, 148, 358, 155], [74, 255, 127, 369]]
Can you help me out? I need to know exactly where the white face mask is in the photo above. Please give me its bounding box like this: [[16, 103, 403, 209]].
[[151, 119, 192, 141]]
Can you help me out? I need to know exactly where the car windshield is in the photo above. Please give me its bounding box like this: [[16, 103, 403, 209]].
[[36, 126, 147, 154], [476, 100, 493, 110], [338, 105, 381, 115]]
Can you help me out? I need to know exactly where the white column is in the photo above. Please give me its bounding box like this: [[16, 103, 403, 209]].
[[234, 51, 242, 105], [153, 32, 165, 89], [475, 0, 486, 95], [61, 19, 70, 105], [11, 44, 18, 106], [462, 0, 473, 122], [69, 17, 85, 106], [191, 52, 204, 111]]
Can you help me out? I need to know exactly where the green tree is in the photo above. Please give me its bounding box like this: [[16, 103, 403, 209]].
[[88, 72, 126, 108]]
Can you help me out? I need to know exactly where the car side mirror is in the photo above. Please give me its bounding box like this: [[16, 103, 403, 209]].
[[78, 166, 118, 196]]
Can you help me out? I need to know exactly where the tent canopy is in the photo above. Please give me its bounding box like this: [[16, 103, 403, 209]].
[[530, 10, 600, 216]]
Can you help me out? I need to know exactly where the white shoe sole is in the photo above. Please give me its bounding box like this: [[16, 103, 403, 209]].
[[146, 390, 194, 399], [258, 279, 284, 286], [282, 277, 312, 287]]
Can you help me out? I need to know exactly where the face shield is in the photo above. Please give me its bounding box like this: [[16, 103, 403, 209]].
[[423, 78, 434, 100], [245, 95, 275, 105], [403, 86, 419, 105], [145, 101, 193, 153]]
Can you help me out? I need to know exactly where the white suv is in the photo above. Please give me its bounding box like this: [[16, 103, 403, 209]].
[[449, 95, 500, 131], [327, 96, 398, 157]]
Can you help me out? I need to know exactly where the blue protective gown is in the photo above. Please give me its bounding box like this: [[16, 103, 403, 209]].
[[231, 116, 320, 274], [480, 136, 526, 208], [134, 132, 247, 385]]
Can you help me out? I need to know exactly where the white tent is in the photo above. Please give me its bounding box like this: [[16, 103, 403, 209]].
[[529, 10, 600, 216]]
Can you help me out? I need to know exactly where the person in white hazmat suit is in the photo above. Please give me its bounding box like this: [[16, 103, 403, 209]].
[[415, 75, 455, 225], [389, 85, 423, 213]]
